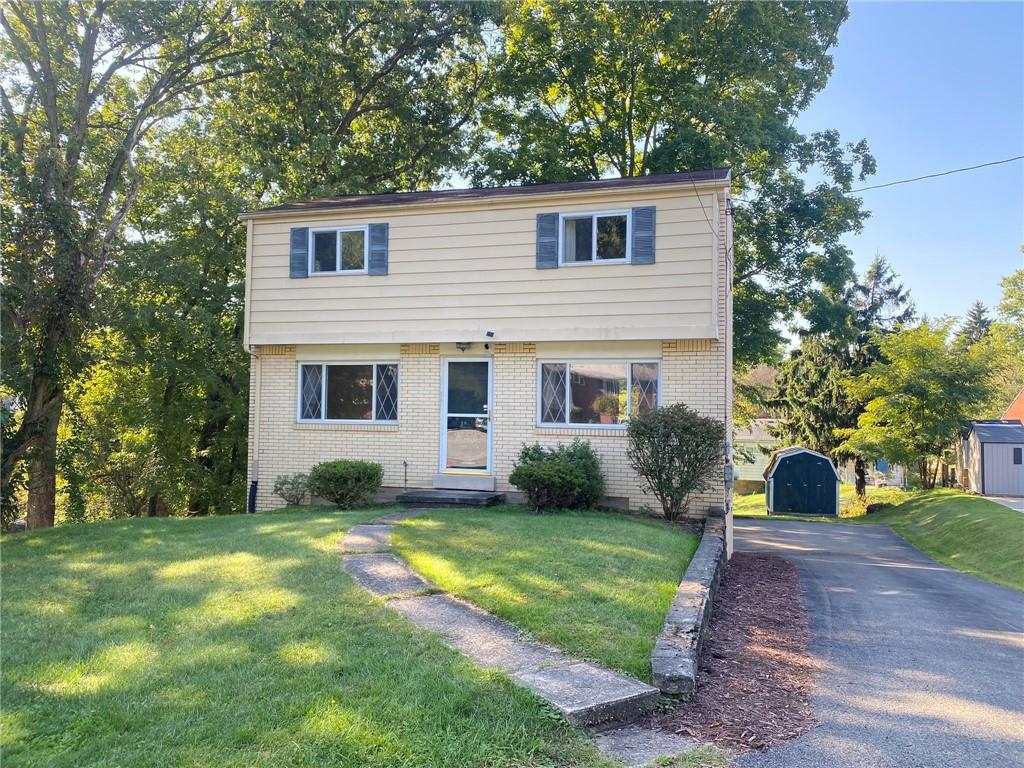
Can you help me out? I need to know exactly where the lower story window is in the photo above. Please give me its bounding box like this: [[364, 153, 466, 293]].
[[299, 363, 398, 422], [538, 361, 659, 426]]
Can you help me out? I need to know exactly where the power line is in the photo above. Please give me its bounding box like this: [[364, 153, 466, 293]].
[[846, 155, 1024, 194]]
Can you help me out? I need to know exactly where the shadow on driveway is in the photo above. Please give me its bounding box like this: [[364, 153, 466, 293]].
[[734, 519, 1024, 768]]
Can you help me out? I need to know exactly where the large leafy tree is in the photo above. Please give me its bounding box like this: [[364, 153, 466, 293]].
[[842, 320, 993, 489], [0, 1, 250, 528], [221, 1, 490, 199], [472, 0, 875, 364], [26, 3, 492, 525]]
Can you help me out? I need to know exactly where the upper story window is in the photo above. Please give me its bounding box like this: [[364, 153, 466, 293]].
[[538, 360, 659, 428], [310, 226, 368, 274], [560, 210, 630, 264], [299, 362, 398, 422]]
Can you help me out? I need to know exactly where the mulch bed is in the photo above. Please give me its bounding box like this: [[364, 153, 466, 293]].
[[651, 552, 820, 753]]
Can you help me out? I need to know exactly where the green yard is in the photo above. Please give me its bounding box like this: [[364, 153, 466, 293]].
[[392, 505, 699, 680], [0, 509, 613, 768], [732, 483, 911, 520]]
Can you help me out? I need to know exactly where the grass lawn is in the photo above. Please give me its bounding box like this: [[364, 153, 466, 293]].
[[0, 508, 614, 768], [850, 489, 1024, 591], [392, 506, 699, 680]]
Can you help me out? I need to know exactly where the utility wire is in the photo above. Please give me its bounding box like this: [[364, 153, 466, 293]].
[[845, 155, 1023, 194]]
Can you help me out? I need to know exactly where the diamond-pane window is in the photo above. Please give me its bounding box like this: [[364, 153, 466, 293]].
[[300, 364, 323, 419], [631, 363, 659, 416], [375, 364, 399, 421], [540, 363, 567, 423]]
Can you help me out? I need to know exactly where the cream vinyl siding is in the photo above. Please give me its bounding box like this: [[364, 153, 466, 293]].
[[245, 184, 723, 345]]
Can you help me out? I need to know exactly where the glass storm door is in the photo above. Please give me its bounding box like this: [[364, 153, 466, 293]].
[[443, 360, 492, 472]]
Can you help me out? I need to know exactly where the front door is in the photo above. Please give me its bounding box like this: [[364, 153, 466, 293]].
[[441, 359, 492, 473]]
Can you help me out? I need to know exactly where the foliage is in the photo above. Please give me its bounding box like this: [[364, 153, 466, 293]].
[[308, 460, 383, 509], [273, 474, 309, 507], [627, 404, 726, 521], [474, 0, 875, 366], [845, 253, 916, 362], [956, 300, 992, 347], [394, 506, 698, 678], [767, 337, 861, 459], [0, 0, 250, 527], [841, 321, 993, 489], [508, 441, 605, 511], [1, 512, 611, 767]]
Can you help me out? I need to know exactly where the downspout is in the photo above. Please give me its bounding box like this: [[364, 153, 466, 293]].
[[240, 216, 261, 512]]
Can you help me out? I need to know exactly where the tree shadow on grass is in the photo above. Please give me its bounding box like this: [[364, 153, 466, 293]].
[[1, 510, 607, 768]]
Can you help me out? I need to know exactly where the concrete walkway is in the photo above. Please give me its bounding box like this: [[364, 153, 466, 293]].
[[988, 495, 1024, 513], [339, 510, 696, 767], [734, 519, 1024, 768]]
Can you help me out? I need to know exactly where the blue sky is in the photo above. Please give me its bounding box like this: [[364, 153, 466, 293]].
[[797, 1, 1024, 321]]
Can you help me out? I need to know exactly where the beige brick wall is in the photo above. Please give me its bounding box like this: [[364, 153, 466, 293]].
[[247, 337, 730, 515]]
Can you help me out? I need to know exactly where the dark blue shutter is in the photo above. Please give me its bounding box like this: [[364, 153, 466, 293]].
[[289, 227, 309, 278], [368, 223, 389, 276], [631, 206, 656, 264], [536, 213, 559, 269]]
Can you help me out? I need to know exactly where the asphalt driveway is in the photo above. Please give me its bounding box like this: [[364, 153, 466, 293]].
[[734, 519, 1024, 768]]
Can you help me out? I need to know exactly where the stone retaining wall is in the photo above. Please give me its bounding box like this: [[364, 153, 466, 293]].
[[651, 517, 728, 696]]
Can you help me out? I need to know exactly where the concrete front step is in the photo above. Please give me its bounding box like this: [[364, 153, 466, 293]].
[[432, 473, 497, 492], [396, 489, 505, 507]]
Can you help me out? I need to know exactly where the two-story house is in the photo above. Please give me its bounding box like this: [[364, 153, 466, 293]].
[[241, 170, 733, 516]]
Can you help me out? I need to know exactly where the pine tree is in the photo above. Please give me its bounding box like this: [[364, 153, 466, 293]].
[[848, 254, 916, 364], [957, 301, 992, 346]]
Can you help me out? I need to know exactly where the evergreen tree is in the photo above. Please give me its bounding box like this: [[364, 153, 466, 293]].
[[848, 253, 915, 362], [957, 301, 993, 346]]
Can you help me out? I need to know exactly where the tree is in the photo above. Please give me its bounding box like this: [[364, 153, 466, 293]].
[[1, 1, 250, 528], [766, 336, 865, 489], [472, 0, 875, 365], [847, 253, 915, 361], [957, 301, 992, 347], [627, 404, 726, 521], [841, 321, 993, 489]]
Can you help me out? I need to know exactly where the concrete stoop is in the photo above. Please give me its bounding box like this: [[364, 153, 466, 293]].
[[338, 509, 701, 761], [395, 489, 505, 507]]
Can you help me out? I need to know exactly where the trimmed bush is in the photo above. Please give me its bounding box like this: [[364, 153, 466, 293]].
[[508, 440, 604, 512], [308, 460, 383, 509], [627, 403, 726, 521], [273, 473, 309, 506]]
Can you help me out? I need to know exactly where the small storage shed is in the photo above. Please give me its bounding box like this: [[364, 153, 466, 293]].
[[962, 420, 1024, 497], [764, 447, 841, 516]]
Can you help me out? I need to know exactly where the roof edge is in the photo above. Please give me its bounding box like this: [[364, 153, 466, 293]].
[[239, 169, 732, 220]]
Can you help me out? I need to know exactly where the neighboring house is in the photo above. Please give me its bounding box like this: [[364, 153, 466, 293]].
[[240, 171, 734, 515], [764, 447, 841, 516], [1002, 387, 1024, 422], [733, 418, 779, 494], [962, 420, 1024, 497], [838, 458, 906, 488]]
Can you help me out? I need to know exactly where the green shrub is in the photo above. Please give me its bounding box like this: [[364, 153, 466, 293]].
[[627, 403, 726, 521], [508, 440, 604, 511], [272, 473, 309, 506], [308, 460, 383, 508]]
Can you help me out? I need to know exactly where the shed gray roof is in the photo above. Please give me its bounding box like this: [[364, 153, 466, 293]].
[[967, 420, 1024, 444], [240, 169, 732, 218]]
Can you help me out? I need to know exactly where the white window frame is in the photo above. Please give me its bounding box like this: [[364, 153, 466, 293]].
[[308, 225, 370, 275], [296, 362, 399, 424], [536, 359, 661, 429], [558, 209, 632, 265]]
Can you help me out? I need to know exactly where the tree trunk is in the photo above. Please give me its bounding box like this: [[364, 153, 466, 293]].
[[854, 456, 867, 497], [918, 460, 931, 489], [26, 395, 62, 529]]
